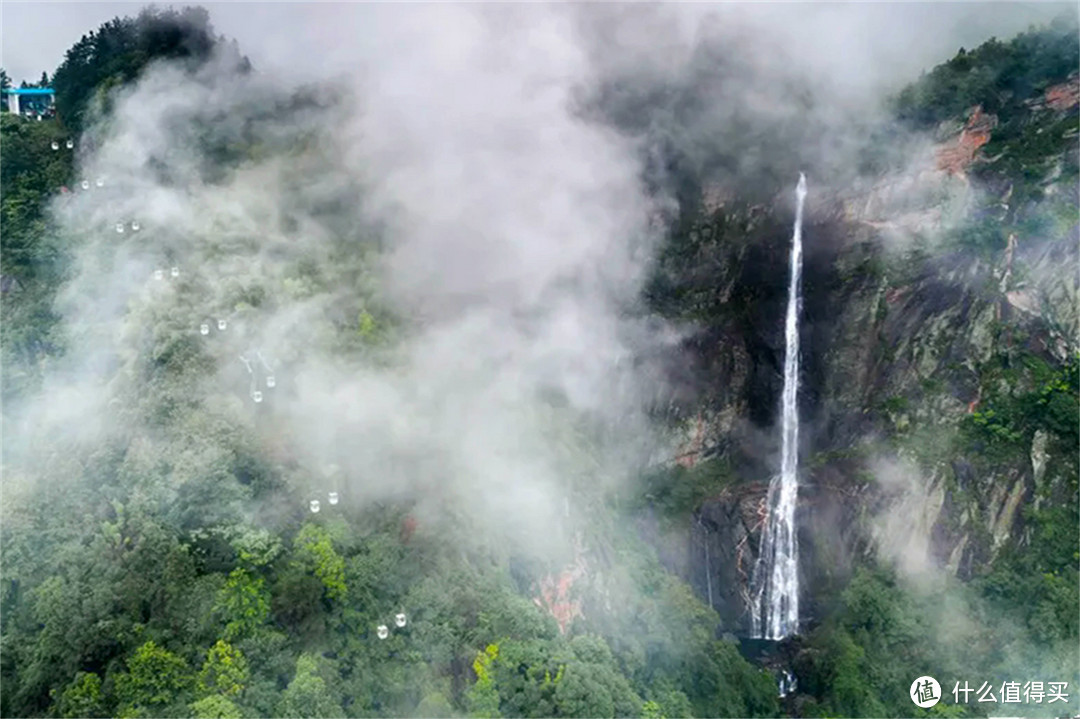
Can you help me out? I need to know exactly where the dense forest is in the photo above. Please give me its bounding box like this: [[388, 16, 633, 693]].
[[1, 6, 1077, 719]]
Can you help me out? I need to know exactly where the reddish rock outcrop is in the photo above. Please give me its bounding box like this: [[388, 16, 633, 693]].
[[1027, 72, 1080, 112], [885, 286, 911, 305], [400, 515, 417, 544], [533, 539, 587, 634], [936, 106, 997, 176], [1045, 75, 1080, 111]]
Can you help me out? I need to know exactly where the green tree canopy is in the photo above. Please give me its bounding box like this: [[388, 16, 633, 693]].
[[276, 654, 343, 719], [51, 6, 250, 132]]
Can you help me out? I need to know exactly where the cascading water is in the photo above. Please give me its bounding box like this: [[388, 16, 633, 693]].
[[750, 173, 807, 640]]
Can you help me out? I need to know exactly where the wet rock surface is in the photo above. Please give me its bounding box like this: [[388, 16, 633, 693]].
[[644, 134, 1077, 630]]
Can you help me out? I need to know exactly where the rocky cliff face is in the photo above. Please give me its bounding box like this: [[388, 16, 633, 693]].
[[644, 79, 1079, 634]]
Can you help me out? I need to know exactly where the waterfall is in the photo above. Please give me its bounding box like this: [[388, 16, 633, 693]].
[[750, 173, 807, 640]]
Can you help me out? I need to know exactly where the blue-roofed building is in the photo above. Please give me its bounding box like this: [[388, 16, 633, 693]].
[[2, 88, 56, 119]]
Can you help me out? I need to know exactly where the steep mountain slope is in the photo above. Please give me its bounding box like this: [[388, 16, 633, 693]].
[[635, 21, 1078, 717], [0, 9, 1076, 719]]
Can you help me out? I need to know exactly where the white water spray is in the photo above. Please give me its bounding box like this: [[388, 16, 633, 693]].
[[751, 173, 806, 640]]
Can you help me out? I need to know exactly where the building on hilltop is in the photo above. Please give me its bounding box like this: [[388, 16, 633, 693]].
[[2, 88, 56, 119]]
